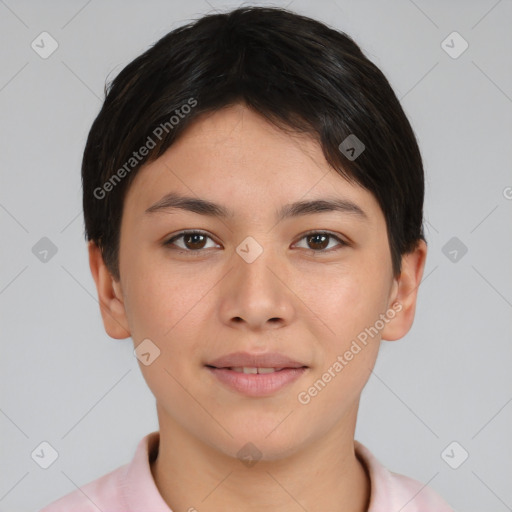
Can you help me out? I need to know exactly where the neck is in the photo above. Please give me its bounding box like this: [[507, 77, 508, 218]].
[[151, 406, 371, 512]]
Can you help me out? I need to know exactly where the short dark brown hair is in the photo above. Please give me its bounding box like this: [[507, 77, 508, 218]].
[[82, 6, 426, 281]]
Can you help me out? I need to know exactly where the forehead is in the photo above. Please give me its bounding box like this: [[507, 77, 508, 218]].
[[123, 104, 384, 227]]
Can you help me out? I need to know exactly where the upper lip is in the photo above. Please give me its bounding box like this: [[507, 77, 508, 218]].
[[206, 351, 308, 369]]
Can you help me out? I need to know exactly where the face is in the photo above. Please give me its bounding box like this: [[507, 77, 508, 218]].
[[93, 103, 424, 461]]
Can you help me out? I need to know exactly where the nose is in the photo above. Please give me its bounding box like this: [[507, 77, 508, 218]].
[[218, 239, 295, 331]]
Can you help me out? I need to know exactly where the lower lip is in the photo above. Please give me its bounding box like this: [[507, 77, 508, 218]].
[[206, 367, 307, 397]]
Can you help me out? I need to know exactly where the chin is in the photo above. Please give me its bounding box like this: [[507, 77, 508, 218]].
[[211, 424, 310, 464]]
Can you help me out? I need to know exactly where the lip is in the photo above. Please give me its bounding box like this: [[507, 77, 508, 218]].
[[205, 351, 307, 369], [206, 367, 308, 397], [205, 351, 309, 397]]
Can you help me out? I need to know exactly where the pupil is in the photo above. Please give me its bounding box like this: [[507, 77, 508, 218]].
[[187, 233, 205, 249], [309, 234, 328, 250]]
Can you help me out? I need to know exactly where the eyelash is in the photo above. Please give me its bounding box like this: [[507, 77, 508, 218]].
[[163, 229, 348, 255]]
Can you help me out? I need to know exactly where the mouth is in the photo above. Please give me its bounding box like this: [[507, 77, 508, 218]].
[[205, 365, 305, 374], [205, 356, 308, 397]]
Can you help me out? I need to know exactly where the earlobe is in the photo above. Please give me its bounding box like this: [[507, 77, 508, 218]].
[[87, 241, 131, 340], [381, 239, 428, 342]]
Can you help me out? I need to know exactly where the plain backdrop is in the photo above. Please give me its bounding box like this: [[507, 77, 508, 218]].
[[1, 1, 511, 511]]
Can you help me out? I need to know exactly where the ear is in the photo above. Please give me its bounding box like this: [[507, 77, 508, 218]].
[[381, 239, 427, 341], [87, 241, 131, 339]]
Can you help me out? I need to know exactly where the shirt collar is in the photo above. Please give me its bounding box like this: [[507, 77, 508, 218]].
[[121, 431, 172, 511]]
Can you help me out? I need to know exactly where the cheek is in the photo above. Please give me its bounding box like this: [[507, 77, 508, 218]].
[[125, 265, 217, 392], [122, 248, 200, 340], [297, 276, 384, 413], [300, 268, 377, 334], [300, 267, 388, 373], [127, 269, 204, 404]]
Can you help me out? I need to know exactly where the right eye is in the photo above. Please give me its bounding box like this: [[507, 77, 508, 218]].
[[163, 230, 220, 253]]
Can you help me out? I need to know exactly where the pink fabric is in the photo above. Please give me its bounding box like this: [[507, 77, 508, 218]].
[[39, 431, 453, 511]]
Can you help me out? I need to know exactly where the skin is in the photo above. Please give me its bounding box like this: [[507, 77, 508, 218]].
[[89, 103, 427, 512]]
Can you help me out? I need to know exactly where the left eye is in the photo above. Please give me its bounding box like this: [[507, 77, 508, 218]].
[[163, 230, 347, 252], [294, 231, 347, 252]]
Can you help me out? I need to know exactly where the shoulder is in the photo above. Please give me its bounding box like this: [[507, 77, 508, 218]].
[[385, 470, 454, 511], [38, 464, 128, 512], [354, 440, 454, 512], [38, 431, 164, 512]]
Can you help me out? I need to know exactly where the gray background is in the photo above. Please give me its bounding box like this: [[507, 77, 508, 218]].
[[1, 0, 511, 511]]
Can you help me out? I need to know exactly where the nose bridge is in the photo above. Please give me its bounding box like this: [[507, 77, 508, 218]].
[[234, 233, 281, 296]]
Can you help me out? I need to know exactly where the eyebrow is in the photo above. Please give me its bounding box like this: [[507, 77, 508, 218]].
[[145, 192, 368, 222]]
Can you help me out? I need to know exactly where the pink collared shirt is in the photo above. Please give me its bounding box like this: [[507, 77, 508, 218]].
[[39, 431, 453, 511]]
